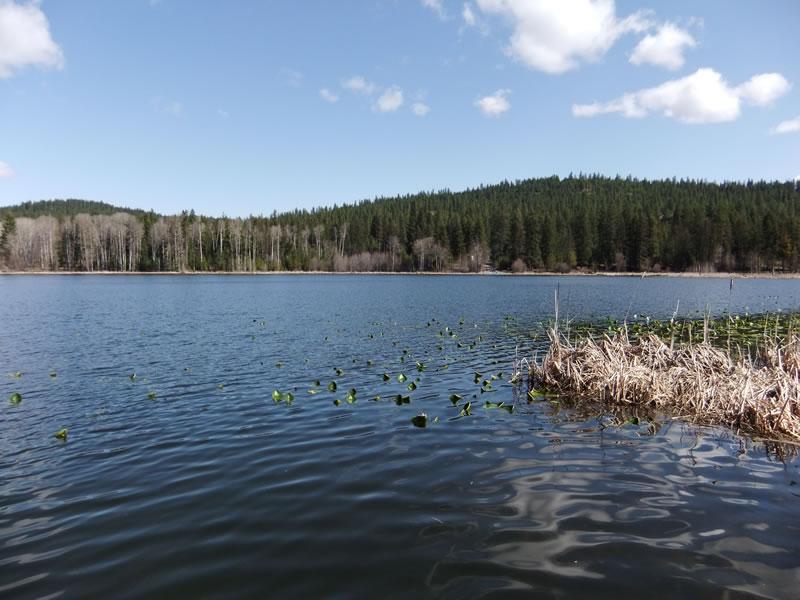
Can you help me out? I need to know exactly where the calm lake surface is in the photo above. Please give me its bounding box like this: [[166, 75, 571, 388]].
[[2, 274, 799, 599]]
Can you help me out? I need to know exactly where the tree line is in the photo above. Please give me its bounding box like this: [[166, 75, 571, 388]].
[[1, 175, 799, 273]]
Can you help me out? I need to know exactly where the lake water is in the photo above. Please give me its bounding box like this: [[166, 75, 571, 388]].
[[2, 274, 799, 599]]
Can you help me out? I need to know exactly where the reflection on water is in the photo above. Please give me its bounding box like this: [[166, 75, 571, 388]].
[[1, 275, 799, 599]]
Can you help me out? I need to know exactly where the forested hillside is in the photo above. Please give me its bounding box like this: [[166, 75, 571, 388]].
[[1, 175, 799, 273], [1, 199, 146, 218]]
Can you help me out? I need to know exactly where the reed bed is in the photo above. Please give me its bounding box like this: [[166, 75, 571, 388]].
[[530, 327, 800, 442]]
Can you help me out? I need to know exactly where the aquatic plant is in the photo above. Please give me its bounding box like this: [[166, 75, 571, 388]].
[[411, 413, 427, 428], [9, 392, 22, 405], [530, 327, 800, 442]]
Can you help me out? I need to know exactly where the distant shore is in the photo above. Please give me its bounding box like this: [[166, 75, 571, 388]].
[[2, 270, 800, 279]]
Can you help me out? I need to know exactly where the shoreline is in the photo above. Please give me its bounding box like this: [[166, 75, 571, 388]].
[[2, 270, 800, 279]]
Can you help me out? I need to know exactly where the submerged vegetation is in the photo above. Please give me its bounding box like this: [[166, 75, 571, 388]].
[[2, 175, 800, 273], [530, 321, 800, 443]]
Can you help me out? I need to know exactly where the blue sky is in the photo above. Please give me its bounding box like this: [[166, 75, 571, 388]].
[[0, 0, 798, 217]]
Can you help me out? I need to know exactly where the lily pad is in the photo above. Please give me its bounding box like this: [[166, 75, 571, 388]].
[[272, 389, 283, 401], [397, 373, 407, 383], [147, 391, 157, 400], [383, 373, 391, 382], [9, 392, 22, 405], [450, 394, 462, 405], [407, 381, 417, 391], [459, 402, 472, 417], [328, 381, 337, 392], [411, 413, 428, 428], [54, 428, 68, 441]]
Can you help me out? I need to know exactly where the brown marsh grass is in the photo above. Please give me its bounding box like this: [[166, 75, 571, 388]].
[[529, 326, 800, 443]]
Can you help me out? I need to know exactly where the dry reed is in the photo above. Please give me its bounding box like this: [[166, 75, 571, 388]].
[[530, 328, 800, 443]]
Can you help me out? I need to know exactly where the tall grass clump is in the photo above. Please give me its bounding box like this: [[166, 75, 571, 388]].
[[530, 324, 800, 443]]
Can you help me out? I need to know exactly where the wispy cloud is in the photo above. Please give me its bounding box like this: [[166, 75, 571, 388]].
[[573, 68, 790, 124], [152, 97, 184, 118], [283, 68, 304, 88], [374, 86, 404, 113], [0, 0, 64, 79], [773, 115, 800, 135], [342, 75, 377, 95], [476, 89, 511, 117], [0, 160, 14, 178], [421, 0, 446, 19], [412, 102, 430, 116], [217, 109, 230, 119], [462, 3, 476, 26], [320, 88, 339, 103]]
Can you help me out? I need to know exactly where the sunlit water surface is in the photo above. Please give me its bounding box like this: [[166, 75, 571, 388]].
[[1, 275, 799, 599]]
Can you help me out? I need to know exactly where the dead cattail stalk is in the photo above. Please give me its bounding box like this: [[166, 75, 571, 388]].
[[530, 328, 800, 442]]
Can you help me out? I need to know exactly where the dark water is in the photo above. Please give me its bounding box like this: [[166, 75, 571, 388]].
[[1, 275, 799, 599]]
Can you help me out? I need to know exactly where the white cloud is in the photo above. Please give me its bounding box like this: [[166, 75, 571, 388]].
[[476, 89, 511, 117], [462, 3, 476, 26], [773, 116, 800, 135], [0, 0, 64, 79], [320, 88, 339, 103], [412, 102, 430, 116], [630, 23, 696, 70], [737, 73, 791, 107], [217, 109, 230, 119], [475, 0, 650, 74], [342, 75, 377, 95], [152, 97, 184, 118], [0, 160, 14, 178], [572, 68, 790, 124], [422, 0, 446, 19], [375, 86, 404, 113]]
